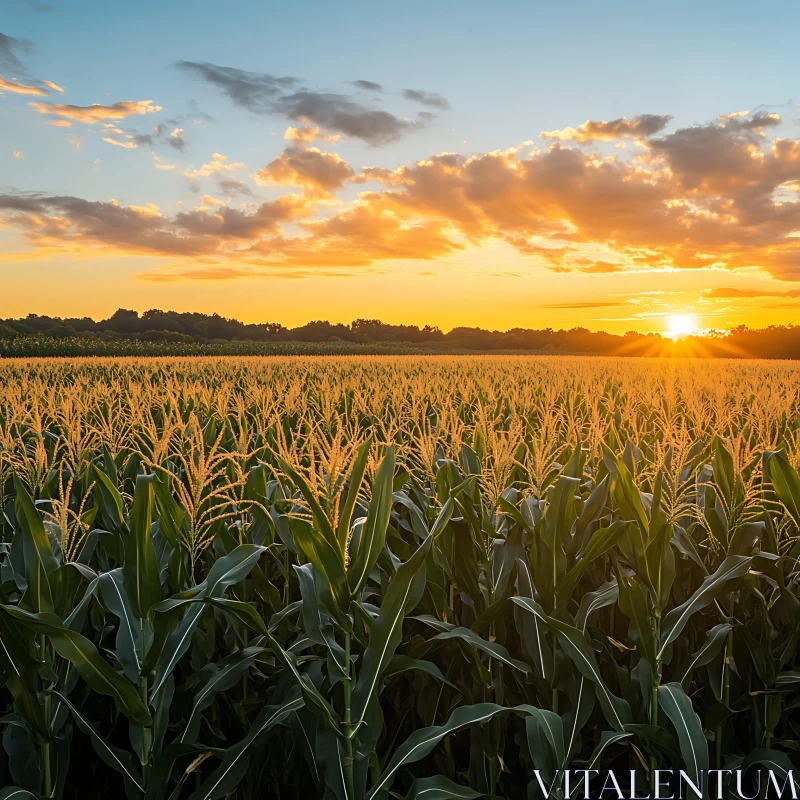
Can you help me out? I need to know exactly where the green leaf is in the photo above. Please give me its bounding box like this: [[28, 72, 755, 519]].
[[204, 544, 266, 598], [92, 465, 125, 532], [295, 563, 348, 682], [542, 475, 581, 550], [568, 731, 633, 798], [288, 516, 349, 617], [559, 520, 626, 602], [657, 683, 708, 788], [98, 568, 142, 684], [337, 437, 372, 552], [208, 596, 342, 734], [615, 571, 656, 667], [14, 477, 57, 614], [766, 451, 800, 528], [178, 646, 265, 745], [512, 597, 631, 731], [367, 703, 537, 800], [348, 446, 395, 594], [2, 604, 151, 725], [0, 612, 48, 736], [525, 707, 565, 779], [677, 623, 733, 686], [187, 693, 304, 800], [123, 473, 161, 620], [0, 789, 39, 800], [54, 690, 145, 799], [404, 776, 482, 799], [278, 456, 336, 544], [152, 470, 186, 550], [351, 532, 433, 731], [433, 626, 530, 675], [658, 556, 751, 659]]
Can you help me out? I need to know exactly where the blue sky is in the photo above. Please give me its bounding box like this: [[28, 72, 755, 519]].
[[2, 0, 800, 332]]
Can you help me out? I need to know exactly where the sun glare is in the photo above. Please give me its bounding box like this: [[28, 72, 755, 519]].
[[666, 314, 697, 339]]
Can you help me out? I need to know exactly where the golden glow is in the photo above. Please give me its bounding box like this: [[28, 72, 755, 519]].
[[666, 314, 697, 339]]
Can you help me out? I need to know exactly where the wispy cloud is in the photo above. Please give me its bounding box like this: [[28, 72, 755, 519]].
[[29, 99, 162, 124], [177, 61, 445, 145]]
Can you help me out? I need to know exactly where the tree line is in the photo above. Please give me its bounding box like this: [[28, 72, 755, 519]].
[[0, 308, 798, 359]]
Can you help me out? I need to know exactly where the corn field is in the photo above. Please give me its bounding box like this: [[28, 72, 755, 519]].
[[1, 355, 799, 799]]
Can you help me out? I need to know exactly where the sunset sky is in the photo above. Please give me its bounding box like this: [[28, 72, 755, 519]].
[[2, 0, 800, 334]]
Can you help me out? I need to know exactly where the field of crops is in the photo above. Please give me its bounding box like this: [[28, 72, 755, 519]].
[[0, 355, 799, 799]]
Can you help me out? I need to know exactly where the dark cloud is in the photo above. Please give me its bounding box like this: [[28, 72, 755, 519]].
[[648, 113, 782, 192], [0, 32, 33, 74], [352, 80, 382, 91], [176, 61, 299, 111], [217, 177, 253, 197], [403, 89, 450, 111], [0, 191, 306, 256], [134, 123, 186, 151], [178, 61, 424, 145], [273, 91, 418, 146]]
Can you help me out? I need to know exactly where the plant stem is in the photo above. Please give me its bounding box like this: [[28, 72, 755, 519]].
[[343, 629, 355, 800], [141, 620, 151, 787], [41, 634, 52, 799], [717, 626, 734, 768]]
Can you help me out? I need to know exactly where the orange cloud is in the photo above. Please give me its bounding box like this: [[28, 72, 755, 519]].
[[184, 153, 246, 180], [0, 75, 47, 96], [4, 110, 800, 283], [541, 114, 672, 142], [704, 287, 800, 299], [28, 99, 162, 124], [255, 143, 354, 196]]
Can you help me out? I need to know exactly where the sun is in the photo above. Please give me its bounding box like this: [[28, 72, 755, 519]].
[[666, 314, 697, 340]]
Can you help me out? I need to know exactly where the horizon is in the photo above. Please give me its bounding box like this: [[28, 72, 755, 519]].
[[4, 305, 792, 338], [3, 1, 800, 336]]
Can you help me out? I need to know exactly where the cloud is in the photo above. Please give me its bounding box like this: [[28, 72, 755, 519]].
[[138, 266, 253, 282], [0, 32, 32, 74], [0, 75, 48, 95], [178, 60, 424, 145], [543, 301, 627, 309], [13, 150, 23, 158], [183, 152, 245, 180], [133, 123, 186, 151], [6, 109, 800, 282], [255, 143, 354, 196], [352, 80, 383, 91], [176, 61, 298, 109], [272, 91, 418, 146], [541, 114, 673, 142], [704, 287, 800, 299], [217, 177, 253, 197], [29, 99, 162, 124], [403, 89, 450, 111], [573, 260, 624, 274], [0, 34, 64, 95], [284, 125, 319, 143], [103, 137, 138, 149], [0, 191, 307, 258]]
